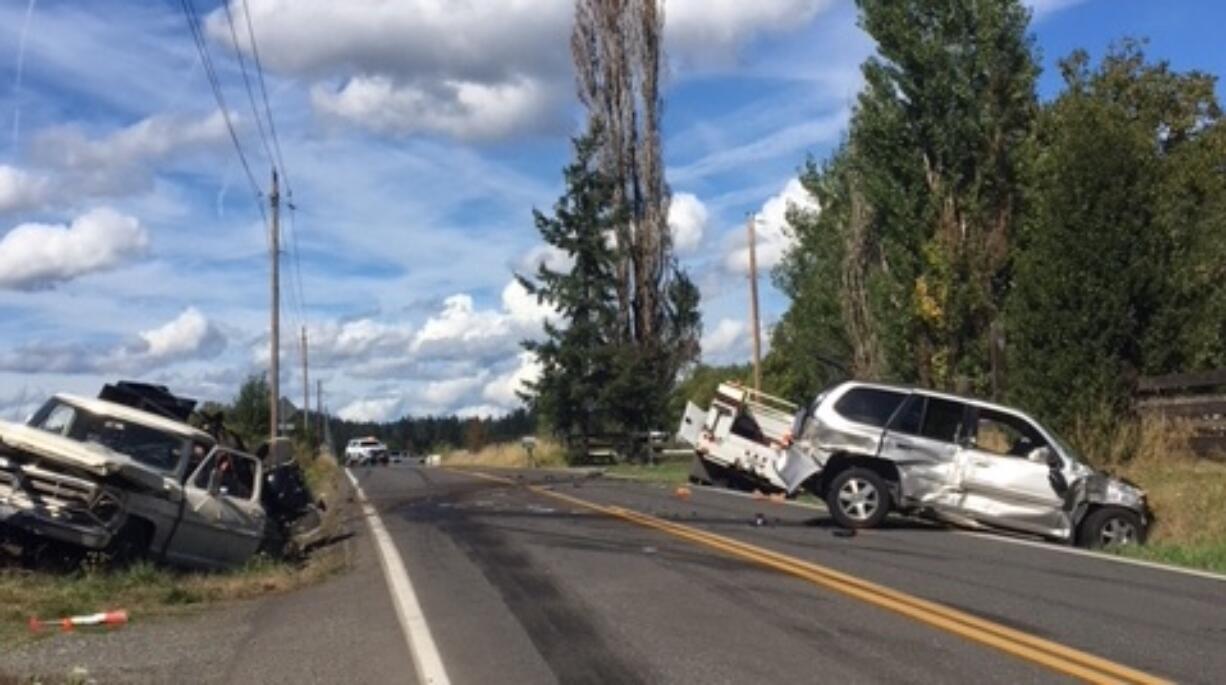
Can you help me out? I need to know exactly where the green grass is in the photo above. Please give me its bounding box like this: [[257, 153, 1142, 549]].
[[1116, 541, 1226, 575], [604, 459, 693, 484]]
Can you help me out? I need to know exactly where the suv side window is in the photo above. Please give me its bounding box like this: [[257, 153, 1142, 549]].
[[888, 395, 924, 435], [919, 398, 965, 444], [973, 408, 1048, 457], [833, 387, 907, 428]]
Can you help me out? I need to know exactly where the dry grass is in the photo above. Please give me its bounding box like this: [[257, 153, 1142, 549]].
[[444, 437, 568, 469]]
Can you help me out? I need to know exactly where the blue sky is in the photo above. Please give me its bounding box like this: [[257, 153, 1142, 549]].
[[0, 0, 1222, 423]]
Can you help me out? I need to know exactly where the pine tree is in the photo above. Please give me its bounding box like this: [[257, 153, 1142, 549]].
[[519, 126, 622, 459]]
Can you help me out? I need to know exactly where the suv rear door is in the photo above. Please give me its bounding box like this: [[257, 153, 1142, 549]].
[[879, 394, 969, 507], [955, 406, 1066, 536]]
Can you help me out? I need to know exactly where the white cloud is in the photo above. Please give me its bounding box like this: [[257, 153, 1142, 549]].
[[0, 166, 50, 214], [669, 192, 708, 253], [423, 375, 488, 409], [410, 280, 556, 363], [32, 111, 231, 174], [665, 0, 833, 68], [482, 352, 542, 409], [725, 177, 818, 274], [312, 75, 560, 142], [671, 109, 848, 183], [136, 307, 227, 363], [213, 0, 836, 141], [518, 244, 573, 274], [702, 318, 747, 358], [455, 404, 509, 419], [309, 318, 415, 368], [0, 207, 150, 290], [0, 386, 48, 422], [337, 396, 403, 423]]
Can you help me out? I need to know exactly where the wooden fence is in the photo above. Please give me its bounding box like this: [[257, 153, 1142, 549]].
[[1135, 369, 1226, 458]]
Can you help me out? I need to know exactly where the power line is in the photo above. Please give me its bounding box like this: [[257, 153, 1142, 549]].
[[240, 0, 292, 197], [221, 0, 275, 169], [177, 0, 266, 224]]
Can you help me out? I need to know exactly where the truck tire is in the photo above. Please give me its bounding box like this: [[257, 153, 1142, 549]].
[[1076, 507, 1145, 549], [825, 468, 891, 529]]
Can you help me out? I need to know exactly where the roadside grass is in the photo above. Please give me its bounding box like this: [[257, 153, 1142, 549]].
[[605, 458, 692, 484], [1071, 416, 1226, 573], [0, 447, 350, 649], [444, 437, 568, 469]]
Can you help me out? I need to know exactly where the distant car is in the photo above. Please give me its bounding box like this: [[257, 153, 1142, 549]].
[[345, 437, 388, 466], [388, 451, 405, 465]]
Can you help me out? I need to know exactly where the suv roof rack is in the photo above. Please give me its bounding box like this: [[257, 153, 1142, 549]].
[[98, 381, 197, 423]]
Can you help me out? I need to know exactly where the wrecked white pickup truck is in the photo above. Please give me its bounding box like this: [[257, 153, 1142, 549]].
[[0, 383, 321, 569], [679, 381, 1151, 548]]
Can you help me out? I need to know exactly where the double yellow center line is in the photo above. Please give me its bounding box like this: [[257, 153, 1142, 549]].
[[459, 470, 1168, 684]]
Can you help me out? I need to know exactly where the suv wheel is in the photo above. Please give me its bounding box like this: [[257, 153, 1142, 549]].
[[826, 467, 891, 529], [1077, 507, 1145, 549]]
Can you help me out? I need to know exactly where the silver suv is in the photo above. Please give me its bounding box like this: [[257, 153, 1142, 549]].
[[789, 381, 1150, 547]]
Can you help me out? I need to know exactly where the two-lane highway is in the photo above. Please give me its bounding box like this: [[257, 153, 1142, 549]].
[[349, 465, 1224, 684]]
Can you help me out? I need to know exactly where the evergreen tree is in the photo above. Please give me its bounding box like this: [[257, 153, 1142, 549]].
[[518, 126, 622, 458]]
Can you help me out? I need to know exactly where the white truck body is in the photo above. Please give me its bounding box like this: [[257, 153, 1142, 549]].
[[678, 383, 821, 493]]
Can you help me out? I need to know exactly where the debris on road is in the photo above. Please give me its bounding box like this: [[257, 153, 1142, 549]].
[[832, 528, 857, 539], [673, 485, 691, 501], [29, 610, 129, 633]]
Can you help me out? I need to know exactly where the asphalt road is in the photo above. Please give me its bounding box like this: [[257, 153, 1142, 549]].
[[5, 464, 1224, 683]]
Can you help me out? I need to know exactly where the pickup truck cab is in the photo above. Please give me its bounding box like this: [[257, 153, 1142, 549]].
[[679, 381, 1150, 548], [0, 393, 266, 568]]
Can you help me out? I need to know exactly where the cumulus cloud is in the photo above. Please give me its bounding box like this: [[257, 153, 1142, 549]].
[[33, 111, 231, 173], [337, 396, 404, 423], [0, 165, 50, 214], [0, 308, 226, 375], [702, 318, 747, 359], [0, 207, 150, 290], [312, 75, 560, 141], [668, 192, 708, 253], [482, 352, 542, 408], [211, 0, 834, 141], [666, 0, 833, 68], [133, 307, 227, 364], [411, 280, 557, 363], [725, 177, 818, 275]]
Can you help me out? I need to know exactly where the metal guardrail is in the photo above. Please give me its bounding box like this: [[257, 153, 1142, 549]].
[[1136, 369, 1226, 459]]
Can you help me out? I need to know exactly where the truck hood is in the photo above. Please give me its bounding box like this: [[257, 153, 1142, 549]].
[[0, 420, 166, 491]]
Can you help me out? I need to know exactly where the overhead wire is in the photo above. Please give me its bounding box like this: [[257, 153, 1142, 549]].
[[220, 0, 275, 169], [177, 0, 266, 226]]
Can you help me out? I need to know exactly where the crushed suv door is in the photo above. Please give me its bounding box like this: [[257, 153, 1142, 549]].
[[956, 407, 1066, 537], [167, 448, 265, 568], [879, 395, 967, 509]]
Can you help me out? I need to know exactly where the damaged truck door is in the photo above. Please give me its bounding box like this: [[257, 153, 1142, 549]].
[[169, 448, 265, 569]]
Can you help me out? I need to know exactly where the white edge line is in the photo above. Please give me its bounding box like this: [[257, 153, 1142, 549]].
[[604, 471, 1226, 584], [346, 469, 452, 684]]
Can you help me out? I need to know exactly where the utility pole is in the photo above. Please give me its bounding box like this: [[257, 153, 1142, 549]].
[[316, 380, 323, 446], [269, 168, 280, 441], [301, 326, 310, 446], [747, 215, 762, 392]]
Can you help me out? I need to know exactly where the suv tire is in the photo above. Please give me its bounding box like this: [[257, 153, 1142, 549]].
[[1077, 507, 1145, 548], [826, 467, 891, 529]]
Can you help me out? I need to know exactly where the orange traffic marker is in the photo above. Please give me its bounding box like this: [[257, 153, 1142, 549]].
[[29, 610, 128, 633]]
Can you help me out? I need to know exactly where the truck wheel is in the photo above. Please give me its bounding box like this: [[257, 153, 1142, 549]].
[[1077, 507, 1145, 549], [825, 468, 891, 529]]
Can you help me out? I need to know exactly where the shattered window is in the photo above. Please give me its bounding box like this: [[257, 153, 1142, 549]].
[[834, 388, 906, 428], [919, 398, 965, 444], [192, 451, 257, 501], [70, 413, 184, 472], [973, 409, 1047, 457]]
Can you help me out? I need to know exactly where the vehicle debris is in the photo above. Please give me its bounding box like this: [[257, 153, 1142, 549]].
[[0, 381, 325, 570], [29, 609, 129, 633], [678, 381, 1151, 548]]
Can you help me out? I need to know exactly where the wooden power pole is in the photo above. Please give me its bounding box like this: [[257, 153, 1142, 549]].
[[316, 379, 323, 444], [269, 168, 280, 440], [747, 215, 762, 392], [301, 326, 310, 444]]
